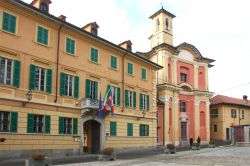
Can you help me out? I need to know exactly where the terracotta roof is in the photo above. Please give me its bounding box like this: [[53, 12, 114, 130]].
[[210, 95, 250, 107]]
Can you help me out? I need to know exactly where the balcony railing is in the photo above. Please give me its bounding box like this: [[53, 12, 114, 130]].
[[81, 98, 111, 111]]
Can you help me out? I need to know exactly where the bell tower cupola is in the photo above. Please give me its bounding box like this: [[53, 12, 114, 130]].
[[149, 7, 175, 48], [31, 0, 52, 13]]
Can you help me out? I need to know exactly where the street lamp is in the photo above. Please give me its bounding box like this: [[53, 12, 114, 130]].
[[23, 90, 33, 107], [137, 110, 146, 120]]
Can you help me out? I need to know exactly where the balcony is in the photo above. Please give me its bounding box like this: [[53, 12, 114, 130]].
[[81, 98, 111, 116]]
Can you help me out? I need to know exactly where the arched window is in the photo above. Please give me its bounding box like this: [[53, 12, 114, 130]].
[[166, 18, 171, 30], [155, 18, 160, 31]]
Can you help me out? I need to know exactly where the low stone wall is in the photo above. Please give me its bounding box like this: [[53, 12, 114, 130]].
[[236, 142, 250, 147]]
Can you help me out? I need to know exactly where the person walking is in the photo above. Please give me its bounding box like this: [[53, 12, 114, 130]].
[[189, 136, 193, 149], [197, 136, 201, 144]]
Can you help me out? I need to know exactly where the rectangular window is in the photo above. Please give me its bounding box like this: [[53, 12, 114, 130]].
[[125, 90, 136, 108], [108, 86, 120, 106], [242, 110, 245, 119], [214, 124, 217, 132], [0, 111, 10, 132], [37, 26, 48, 45], [35, 66, 46, 92], [180, 73, 187, 82], [139, 124, 149, 136], [2, 12, 16, 34], [90, 48, 98, 63], [127, 123, 133, 136], [140, 93, 149, 110], [141, 68, 147, 80], [128, 62, 133, 75], [110, 121, 117, 136], [64, 118, 72, 134], [110, 56, 117, 69], [0, 57, 13, 86], [231, 109, 237, 118], [85, 79, 98, 100], [66, 37, 75, 55], [180, 101, 186, 112], [211, 109, 218, 118], [33, 115, 44, 133]]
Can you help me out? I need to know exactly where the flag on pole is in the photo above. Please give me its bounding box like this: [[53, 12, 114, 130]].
[[103, 86, 114, 115], [98, 86, 103, 119]]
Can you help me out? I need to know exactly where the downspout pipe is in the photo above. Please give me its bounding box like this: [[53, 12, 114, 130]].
[[54, 22, 64, 103]]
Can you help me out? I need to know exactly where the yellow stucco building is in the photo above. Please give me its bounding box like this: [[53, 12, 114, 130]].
[[210, 95, 250, 142], [139, 8, 214, 146], [0, 0, 162, 158]]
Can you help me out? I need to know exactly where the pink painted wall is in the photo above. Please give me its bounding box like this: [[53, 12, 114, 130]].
[[177, 61, 194, 87], [178, 95, 195, 139], [199, 101, 206, 141], [169, 98, 173, 142], [157, 105, 164, 144], [168, 57, 172, 84], [198, 66, 206, 90]]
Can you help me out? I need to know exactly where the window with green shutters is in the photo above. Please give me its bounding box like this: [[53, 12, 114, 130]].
[[90, 48, 98, 63], [127, 123, 133, 136], [140, 93, 150, 111], [66, 37, 75, 55], [59, 117, 75, 135], [27, 114, 50, 134], [107, 85, 120, 106], [0, 57, 20, 88], [0, 111, 18, 133], [125, 90, 136, 109], [37, 26, 49, 45], [29, 64, 52, 93], [110, 55, 117, 69], [85, 79, 98, 100], [110, 121, 117, 136], [60, 73, 79, 98], [127, 62, 133, 75], [2, 12, 17, 34], [141, 68, 147, 80], [139, 124, 149, 136]]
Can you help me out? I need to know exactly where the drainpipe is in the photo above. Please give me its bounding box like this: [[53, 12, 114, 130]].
[[162, 104, 165, 146], [54, 22, 64, 103], [122, 51, 128, 112]]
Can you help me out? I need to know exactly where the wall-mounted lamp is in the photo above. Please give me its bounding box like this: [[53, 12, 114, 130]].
[[137, 110, 146, 120], [23, 90, 33, 107]]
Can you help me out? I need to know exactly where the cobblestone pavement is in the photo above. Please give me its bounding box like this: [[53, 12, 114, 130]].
[[58, 146, 250, 166]]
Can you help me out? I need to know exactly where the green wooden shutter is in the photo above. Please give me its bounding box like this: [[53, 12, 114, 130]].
[[60, 73, 66, 96], [127, 123, 133, 136], [95, 49, 98, 62], [133, 91, 136, 109], [147, 95, 150, 111], [94, 81, 98, 100], [140, 93, 143, 110], [45, 115, 50, 134], [27, 114, 34, 133], [106, 85, 111, 98], [73, 118, 78, 135], [125, 90, 129, 107], [91, 48, 95, 61], [2, 12, 9, 32], [59, 117, 64, 134], [10, 14, 16, 34], [46, 69, 52, 94], [2, 12, 16, 34], [10, 112, 18, 133], [110, 121, 116, 136], [29, 64, 36, 90], [117, 87, 121, 106], [13, 60, 21, 88], [85, 79, 90, 98], [74, 76, 79, 98], [66, 38, 71, 53], [139, 124, 143, 136], [146, 125, 149, 136]]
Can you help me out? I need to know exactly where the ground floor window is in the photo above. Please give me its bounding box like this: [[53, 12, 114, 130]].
[[0, 111, 18, 133], [59, 117, 78, 135], [27, 114, 50, 134], [139, 124, 149, 136]]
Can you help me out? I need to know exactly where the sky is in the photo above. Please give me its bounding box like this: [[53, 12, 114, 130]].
[[23, 0, 250, 99]]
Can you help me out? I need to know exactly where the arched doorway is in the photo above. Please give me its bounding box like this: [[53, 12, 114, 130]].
[[81, 116, 105, 154], [84, 120, 100, 153]]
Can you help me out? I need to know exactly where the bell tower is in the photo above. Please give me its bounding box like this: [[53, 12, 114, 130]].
[[149, 7, 175, 48]]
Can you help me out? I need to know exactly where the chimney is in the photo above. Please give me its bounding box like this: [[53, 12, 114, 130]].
[[58, 15, 67, 21], [82, 22, 99, 36], [243, 95, 248, 102], [31, 0, 52, 13], [119, 40, 132, 52]]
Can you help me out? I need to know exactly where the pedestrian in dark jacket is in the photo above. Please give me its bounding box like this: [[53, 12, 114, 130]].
[[197, 136, 201, 144], [189, 136, 193, 148]]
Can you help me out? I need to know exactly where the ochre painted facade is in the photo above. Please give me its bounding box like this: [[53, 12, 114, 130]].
[[143, 8, 214, 146], [0, 0, 161, 157]]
